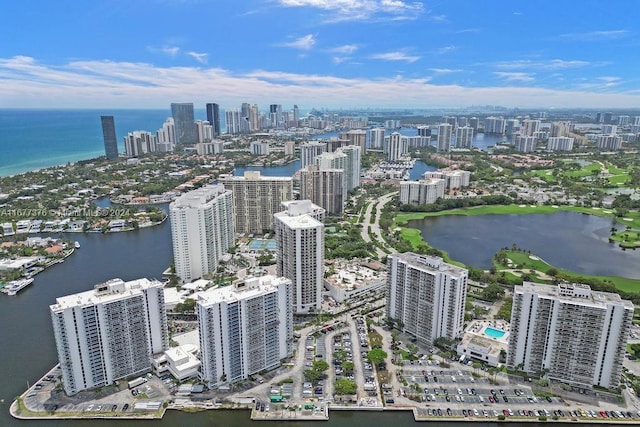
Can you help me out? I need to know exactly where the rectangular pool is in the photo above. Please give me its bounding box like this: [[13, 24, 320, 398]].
[[484, 327, 506, 339]]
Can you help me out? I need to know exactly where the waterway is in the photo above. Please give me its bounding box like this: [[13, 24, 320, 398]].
[[409, 210, 640, 278], [234, 160, 435, 180]]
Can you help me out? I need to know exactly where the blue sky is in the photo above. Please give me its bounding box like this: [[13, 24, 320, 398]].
[[1, 0, 640, 109]]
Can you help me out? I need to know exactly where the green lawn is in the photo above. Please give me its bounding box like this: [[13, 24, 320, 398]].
[[495, 250, 640, 293], [564, 162, 601, 178], [610, 230, 640, 248]]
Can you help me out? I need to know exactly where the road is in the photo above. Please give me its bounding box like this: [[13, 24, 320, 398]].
[[360, 192, 397, 258]]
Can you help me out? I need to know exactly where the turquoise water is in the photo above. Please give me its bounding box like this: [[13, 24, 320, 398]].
[[0, 109, 171, 176], [484, 327, 506, 339]]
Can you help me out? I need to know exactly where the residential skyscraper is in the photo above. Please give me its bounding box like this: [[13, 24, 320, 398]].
[[206, 103, 221, 137], [456, 126, 473, 149], [596, 134, 623, 150], [195, 120, 213, 143], [508, 282, 633, 390], [299, 165, 345, 215], [367, 127, 385, 149], [399, 179, 445, 205], [514, 135, 537, 152], [386, 253, 468, 346], [522, 119, 541, 136], [274, 202, 325, 314], [437, 123, 453, 152], [546, 137, 574, 152], [198, 276, 293, 389], [124, 131, 157, 157], [100, 116, 118, 160], [220, 172, 293, 234], [338, 145, 361, 191], [300, 141, 327, 169], [50, 278, 168, 395], [157, 117, 176, 150], [484, 116, 506, 134], [169, 184, 234, 282], [385, 132, 408, 160], [225, 110, 241, 134], [340, 129, 367, 153], [171, 103, 197, 144]]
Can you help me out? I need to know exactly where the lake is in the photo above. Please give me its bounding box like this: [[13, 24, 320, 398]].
[[408, 211, 640, 278]]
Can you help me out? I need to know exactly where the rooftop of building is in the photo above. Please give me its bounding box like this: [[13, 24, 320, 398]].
[[274, 211, 323, 229], [170, 184, 230, 209], [51, 278, 161, 310], [393, 252, 468, 278], [280, 200, 325, 217], [517, 281, 634, 308], [196, 275, 290, 307], [219, 171, 292, 181]]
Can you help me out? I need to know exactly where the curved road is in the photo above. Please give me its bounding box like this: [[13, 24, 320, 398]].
[[360, 192, 397, 258]]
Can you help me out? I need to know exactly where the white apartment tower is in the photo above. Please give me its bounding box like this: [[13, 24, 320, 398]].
[[50, 278, 168, 395], [385, 132, 408, 161], [437, 123, 453, 152], [300, 141, 327, 169], [484, 116, 506, 134], [456, 126, 474, 149], [508, 282, 633, 390], [367, 127, 385, 149], [274, 203, 325, 314], [220, 171, 293, 234], [197, 276, 293, 389], [170, 184, 234, 282], [514, 135, 537, 152], [338, 145, 361, 191], [399, 179, 446, 206], [546, 137, 574, 152], [386, 253, 468, 346]]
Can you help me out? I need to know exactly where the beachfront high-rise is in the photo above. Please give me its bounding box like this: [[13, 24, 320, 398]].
[[274, 202, 324, 314], [100, 116, 118, 160], [507, 282, 633, 390], [169, 184, 234, 282], [206, 103, 221, 137], [50, 278, 168, 395], [171, 102, 197, 144], [198, 275, 293, 389], [386, 253, 468, 346], [220, 171, 293, 235]]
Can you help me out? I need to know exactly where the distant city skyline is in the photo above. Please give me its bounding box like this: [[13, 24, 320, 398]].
[[2, 1, 640, 108]]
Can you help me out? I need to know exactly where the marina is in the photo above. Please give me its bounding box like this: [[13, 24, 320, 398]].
[[3, 278, 34, 296]]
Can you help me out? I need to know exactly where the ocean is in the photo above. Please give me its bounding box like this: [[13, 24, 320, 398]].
[[0, 109, 171, 177], [0, 109, 506, 177]]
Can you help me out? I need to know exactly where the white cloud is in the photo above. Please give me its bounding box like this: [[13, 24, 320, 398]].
[[434, 45, 456, 54], [332, 56, 351, 64], [559, 30, 629, 41], [2, 56, 640, 109], [328, 44, 359, 54], [429, 68, 462, 74], [186, 51, 208, 64], [370, 51, 420, 63], [161, 46, 180, 56], [493, 59, 591, 70], [494, 72, 535, 82], [281, 34, 317, 50], [275, 0, 425, 23]]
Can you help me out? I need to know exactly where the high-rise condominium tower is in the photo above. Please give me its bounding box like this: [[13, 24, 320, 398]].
[[508, 282, 633, 390], [169, 184, 234, 282], [206, 103, 221, 137], [437, 123, 452, 152], [220, 171, 293, 235], [198, 276, 293, 389], [274, 201, 324, 314], [386, 253, 468, 346], [100, 116, 118, 160], [50, 278, 168, 395], [171, 103, 197, 144], [299, 165, 345, 216]]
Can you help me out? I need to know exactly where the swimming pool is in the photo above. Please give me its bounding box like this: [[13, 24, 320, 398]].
[[484, 327, 506, 339]]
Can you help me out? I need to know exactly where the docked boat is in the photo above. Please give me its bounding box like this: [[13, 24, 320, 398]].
[[74, 241, 80, 249], [5, 278, 35, 296]]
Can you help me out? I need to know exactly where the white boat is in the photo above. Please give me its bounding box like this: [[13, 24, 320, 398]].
[[74, 241, 80, 249], [5, 278, 35, 296]]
